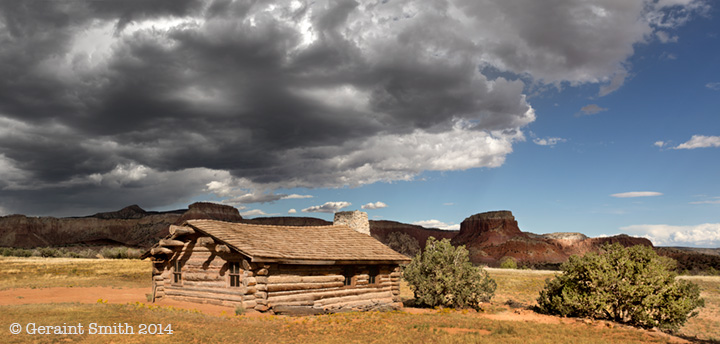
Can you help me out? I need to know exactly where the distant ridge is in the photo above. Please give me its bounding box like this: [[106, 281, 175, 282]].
[[0, 205, 716, 273], [0, 202, 240, 248]]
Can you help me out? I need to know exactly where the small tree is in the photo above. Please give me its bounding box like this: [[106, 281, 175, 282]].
[[404, 237, 496, 310], [499, 256, 518, 269], [537, 243, 704, 331]]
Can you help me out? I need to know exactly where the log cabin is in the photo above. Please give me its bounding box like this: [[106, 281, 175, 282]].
[[143, 211, 410, 315]]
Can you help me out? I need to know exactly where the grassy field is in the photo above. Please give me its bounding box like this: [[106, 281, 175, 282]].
[[1, 257, 718, 343], [0, 257, 150, 290]]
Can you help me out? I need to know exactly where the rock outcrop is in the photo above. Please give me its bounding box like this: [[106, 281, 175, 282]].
[[242, 217, 332, 227], [370, 220, 457, 249], [445, 210, 652, 267], [452, 211, 524, 247], [174, 202, 243, 224], [0, 204, 679, 270]]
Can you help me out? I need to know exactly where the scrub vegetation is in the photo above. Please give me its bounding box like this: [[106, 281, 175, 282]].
[[1, 256, 719, 342]]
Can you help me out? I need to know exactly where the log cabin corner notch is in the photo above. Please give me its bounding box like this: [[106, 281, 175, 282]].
[[143, 218, 411, 315]]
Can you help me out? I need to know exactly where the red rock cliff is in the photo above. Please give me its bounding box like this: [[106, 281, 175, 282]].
[[452, 210, 526, 246]]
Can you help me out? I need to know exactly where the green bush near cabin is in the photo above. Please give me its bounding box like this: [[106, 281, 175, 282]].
[[403, 237, 496, 310], [537, 243, 705, 331]]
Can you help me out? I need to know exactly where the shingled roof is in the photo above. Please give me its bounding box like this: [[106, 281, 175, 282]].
[[182, 219, 411, 265]]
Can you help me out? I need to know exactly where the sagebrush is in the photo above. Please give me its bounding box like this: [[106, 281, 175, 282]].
[[404, 237, 496, 310], [537, 243, 704, 331]]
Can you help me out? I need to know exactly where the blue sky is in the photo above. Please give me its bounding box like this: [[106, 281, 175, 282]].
[[0, 1, 718, 247]]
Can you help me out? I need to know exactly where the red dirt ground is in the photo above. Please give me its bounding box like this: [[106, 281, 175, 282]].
[[0, 287, 236, 316]]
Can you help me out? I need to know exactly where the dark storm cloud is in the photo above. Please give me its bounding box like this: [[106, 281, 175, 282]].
[[0, 0, 706, 215]]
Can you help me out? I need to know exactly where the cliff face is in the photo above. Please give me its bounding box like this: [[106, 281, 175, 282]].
[[0, 211, 180, 248], [451, 211, 525, 247], [447, 211, 652, 267], [370, 220, 457, 249], [242, 217, 332, 227], [174, 202, 243, 224], [0, 202, 242, 249]]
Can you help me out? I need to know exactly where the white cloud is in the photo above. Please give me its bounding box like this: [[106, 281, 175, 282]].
[[689, 197, 720, 205], [240, 209, 268, 217], [302, 201, 352, 213], [283, 194, 314, 200], [622, 223, 720, 247], [281, 119, 529, 189], [674, 135, 720, 149], [655, 30, 679, 43], [533, 137, 567, 146], [361, 201, 388, 210], [598, 71, 628, 97], [706, 82, 720, 91], [610, 191, 663, 198], [577, 104, 609, 116], [648, 0, 711, 28], [205, 185, 313, 204], [654, 141, 666, 148], [412, 219, 460, 231], [205, 178, 255, 198], [0, 154, 30, 190], [660, 52, 677, 60], [223, 193, 285, 204], [288, 208, 297, 214]]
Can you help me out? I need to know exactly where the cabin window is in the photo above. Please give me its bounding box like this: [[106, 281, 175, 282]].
[[368, 266, 379, 284], [173, 260, 182, 284], [229, 262, 241, 287], [343, 266, 355, 286]]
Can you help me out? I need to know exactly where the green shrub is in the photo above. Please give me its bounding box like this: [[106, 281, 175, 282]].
[[537, 243, 705, 331], [499, 256, 518, 269], [403, 237, 496, 310], [99, 247, 143, 259], [235, 304, 245, 316]]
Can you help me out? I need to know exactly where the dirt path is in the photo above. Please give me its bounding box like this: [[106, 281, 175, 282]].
[[0, 287, 237, 316]]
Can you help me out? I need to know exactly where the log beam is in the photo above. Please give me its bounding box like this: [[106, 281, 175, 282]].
[[216, 244, 231, 253], [169, 225, 195, 236], [150, 247, 173, 255], [197, 236, 215, 246], [160, 239, 185, 247]]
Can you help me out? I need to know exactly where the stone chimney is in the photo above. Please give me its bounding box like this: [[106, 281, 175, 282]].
[[333, 210, 370, 235]]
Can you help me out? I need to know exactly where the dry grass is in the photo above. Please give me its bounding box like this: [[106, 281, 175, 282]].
[[0, 303, 680, 344], [676, 275, 720, 342], [485, 268, 558, 306], [0, 257, 151, 290], [0, 259, 718, 343]]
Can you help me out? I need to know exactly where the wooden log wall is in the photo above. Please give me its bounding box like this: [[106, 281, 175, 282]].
[[150, 231, 406, 313], [152, 234, 259, 309], [264, 264, 403, 313]]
